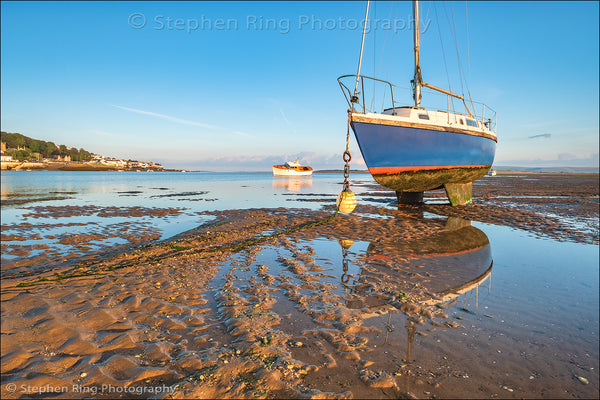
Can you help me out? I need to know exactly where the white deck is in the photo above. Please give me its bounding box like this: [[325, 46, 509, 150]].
[[378, 107, 496, 137]]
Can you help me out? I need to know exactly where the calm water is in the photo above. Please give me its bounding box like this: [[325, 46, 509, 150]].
[[1, 170, 598, 396], [209, 216, 599, 397], [1, 171, 354, 270]]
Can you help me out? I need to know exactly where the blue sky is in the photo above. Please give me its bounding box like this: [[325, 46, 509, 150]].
[[1, 1, 598, 171]]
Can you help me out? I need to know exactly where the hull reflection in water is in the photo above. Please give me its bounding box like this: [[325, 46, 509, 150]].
[[366, 217, 491, 304], [339, 216, 492, 362], [272, 177, 313, 193], [341, 216, 492, 306]]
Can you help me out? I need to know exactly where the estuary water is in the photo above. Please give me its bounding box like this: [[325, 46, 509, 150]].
[[1, 170, 598, 397], [1, 171, 351, 271]]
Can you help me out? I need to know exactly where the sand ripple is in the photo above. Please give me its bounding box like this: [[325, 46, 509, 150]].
[[2, 196, 598, 399]]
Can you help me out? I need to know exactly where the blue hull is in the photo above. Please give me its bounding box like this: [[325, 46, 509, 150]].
[[351, 120, 496, 192]]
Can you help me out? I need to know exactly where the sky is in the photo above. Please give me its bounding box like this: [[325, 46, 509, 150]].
[[1, 1, 598, 171]]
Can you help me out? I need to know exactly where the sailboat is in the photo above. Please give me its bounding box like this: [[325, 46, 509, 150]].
[[338, 1, 497, 206]]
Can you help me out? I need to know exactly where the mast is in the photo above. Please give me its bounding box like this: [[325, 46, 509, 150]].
[[353, 0, 371, 103], [413, 0, 422, 108], [412, 0, 469, 114]]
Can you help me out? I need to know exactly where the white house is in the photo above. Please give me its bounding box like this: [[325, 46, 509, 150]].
[[1, 151, 14, 163]]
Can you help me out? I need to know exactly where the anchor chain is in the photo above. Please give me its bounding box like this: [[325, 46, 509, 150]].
[[336, 111, 357, 214], [341, 245, 350, 285], [342, 111, 352, 191]]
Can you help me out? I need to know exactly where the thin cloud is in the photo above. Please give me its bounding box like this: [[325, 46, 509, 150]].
[[279, 107, 297, 135], [279, 107, 291, 125], [528, 133, 551, 139], [112, 105, 217, 129]]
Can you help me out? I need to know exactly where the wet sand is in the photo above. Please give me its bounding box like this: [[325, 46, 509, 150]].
[[1, 205, 186, 277], [1, 173, 598, 399]]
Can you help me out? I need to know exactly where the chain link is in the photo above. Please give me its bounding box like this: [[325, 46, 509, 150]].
[[341, 246, 350, 284], [342, 111, 352, 190]]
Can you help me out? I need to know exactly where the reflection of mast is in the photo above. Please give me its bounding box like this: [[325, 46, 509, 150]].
[[383, 311, 393, 345], [406, 319, 416, 363], [404, 273, 492, 363], [336, 215, 494, 364]]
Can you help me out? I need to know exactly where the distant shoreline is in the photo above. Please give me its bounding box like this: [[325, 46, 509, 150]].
[[1, 162, 597, 175], [494, 170, 599, 177], [1, 162, 176, 172], [494, 166, 599, 174]]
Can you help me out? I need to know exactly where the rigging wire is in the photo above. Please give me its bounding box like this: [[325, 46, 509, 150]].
[[444, 1, 465, 98], [465, 1, 471, 100], [422, 1, 431, 40], [366, 2, 400, 113], [353, 1, 371, 100], [464, 1, 476, 116], [433, 1, 455, 114], [447, 1, 475, 116], [385, 2, 400, 107], [378, 2, 393, 111], [371, 1, 395, 112], [370, 0, 377, 112]]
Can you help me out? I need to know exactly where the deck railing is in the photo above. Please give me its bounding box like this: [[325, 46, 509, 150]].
[[338, 74, 496, 134]]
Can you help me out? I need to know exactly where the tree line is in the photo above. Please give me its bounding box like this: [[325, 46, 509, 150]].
[[1, 131, 93, 162]]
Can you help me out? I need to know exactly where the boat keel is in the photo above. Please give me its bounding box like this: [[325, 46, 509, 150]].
[[396, 191, 424, 204], [444, 182, 473, 206]]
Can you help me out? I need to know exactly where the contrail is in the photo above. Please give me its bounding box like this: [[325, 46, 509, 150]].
[[528, 133, 551, 139], [112, 105, 216, 129]]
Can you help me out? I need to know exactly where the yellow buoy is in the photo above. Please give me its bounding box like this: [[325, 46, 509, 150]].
[[336, 189, 357, 214], [338, 239, 354, 249]]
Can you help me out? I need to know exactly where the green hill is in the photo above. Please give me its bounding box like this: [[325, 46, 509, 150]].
[[1, 131, 92, 161]]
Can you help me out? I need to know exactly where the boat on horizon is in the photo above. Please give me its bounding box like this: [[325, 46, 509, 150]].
[[338, 1, 497, 206], [272, 159, 313, 177]]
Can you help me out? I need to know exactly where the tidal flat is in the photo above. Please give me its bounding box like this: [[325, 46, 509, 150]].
[[1, 172, 598, 399]]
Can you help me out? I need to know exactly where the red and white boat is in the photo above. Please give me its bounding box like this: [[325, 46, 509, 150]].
[[272, 159, 313, 176]]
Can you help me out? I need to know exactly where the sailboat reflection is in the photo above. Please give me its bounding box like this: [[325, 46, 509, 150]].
[[339, 216, 492, 363], [342, 216, 491, 303], [272, 177, 313, 193]]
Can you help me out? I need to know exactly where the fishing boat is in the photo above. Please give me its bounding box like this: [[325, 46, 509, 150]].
[[338, 1, 497, 206], [272, 159, 313, 176]]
